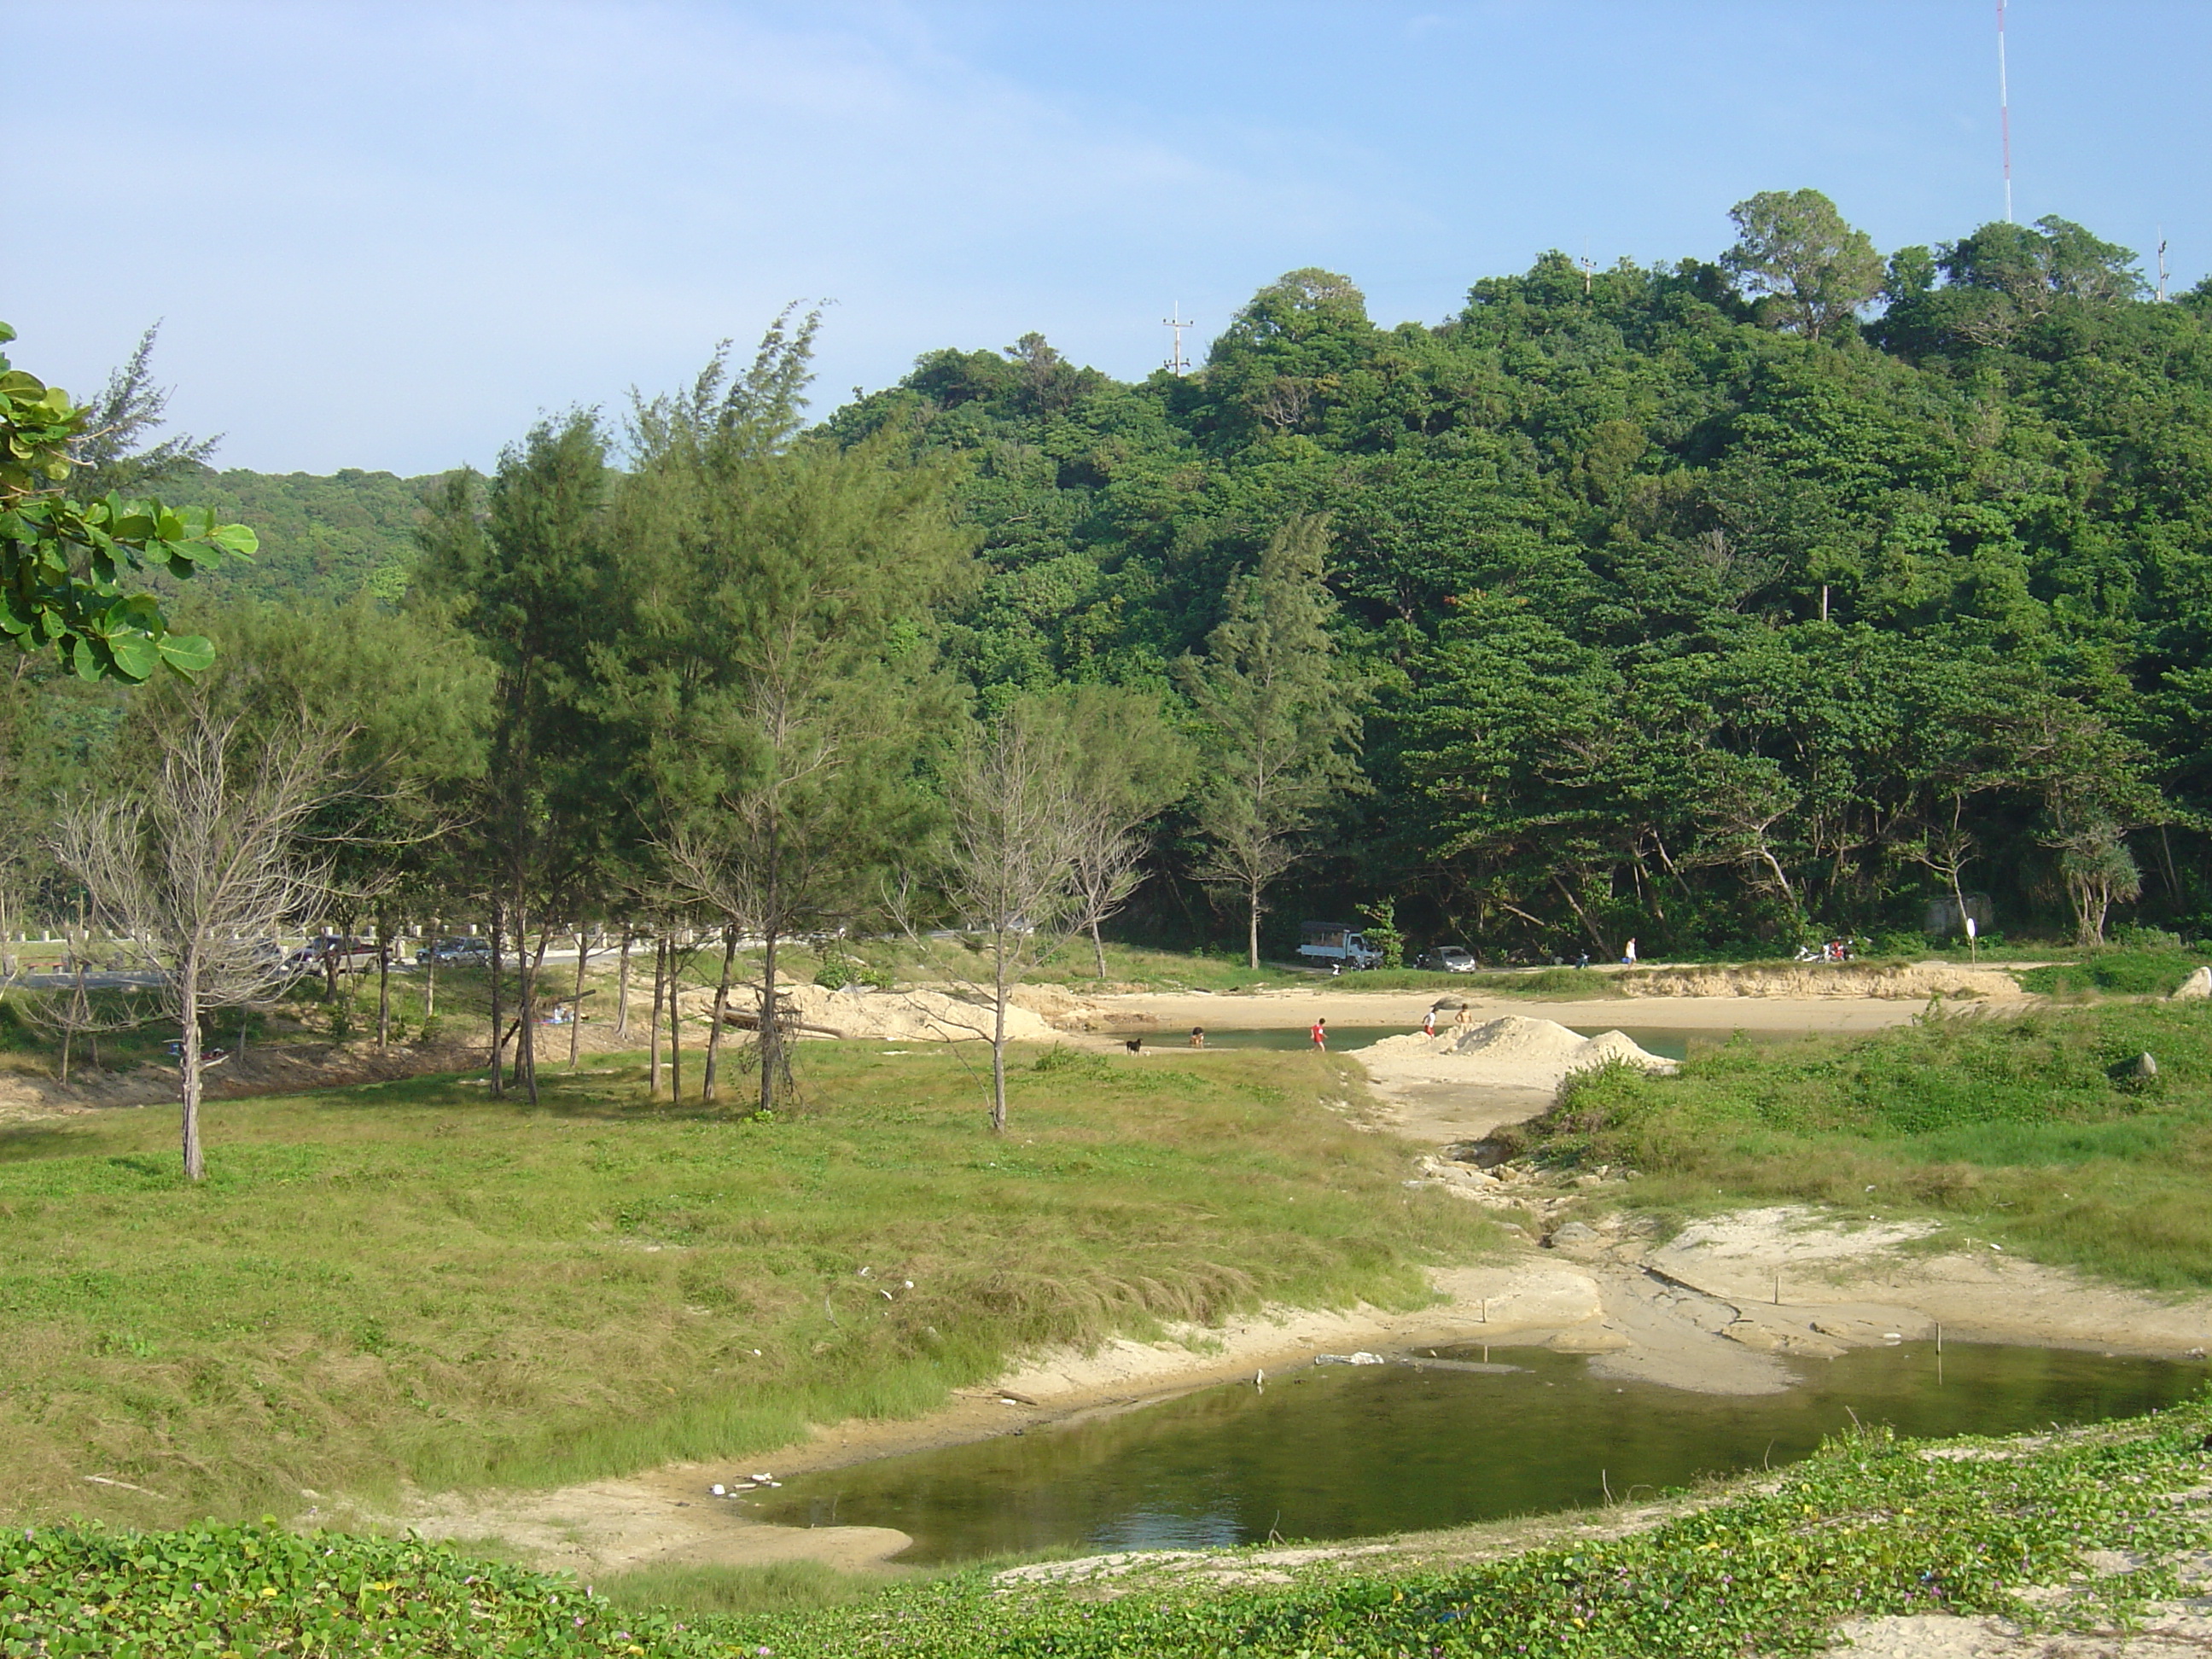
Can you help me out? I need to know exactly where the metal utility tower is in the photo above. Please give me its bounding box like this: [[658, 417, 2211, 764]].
[[1996, 0, 2013, 223], [1162, 305, 1196, 375], [2158, 232, 2171, 302]]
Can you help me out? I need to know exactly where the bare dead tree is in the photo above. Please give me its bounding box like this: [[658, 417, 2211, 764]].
[[1070, 811, 1151, 980], [931, 698, 1150, 1134], [55, 707, 343, 1179]]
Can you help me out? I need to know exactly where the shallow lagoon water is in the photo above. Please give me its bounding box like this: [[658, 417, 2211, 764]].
[[755, 1344, 2203, 1563], [1161, 1024, 1804, 1061]]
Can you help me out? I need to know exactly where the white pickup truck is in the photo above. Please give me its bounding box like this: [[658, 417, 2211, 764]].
[[1297, 921, 1384, 972]]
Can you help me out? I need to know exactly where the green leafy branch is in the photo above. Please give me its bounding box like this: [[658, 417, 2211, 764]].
[[0, 320, 255, 681]]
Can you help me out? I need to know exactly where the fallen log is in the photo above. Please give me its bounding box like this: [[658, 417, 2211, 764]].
[[717, 1007, 847, 1039]]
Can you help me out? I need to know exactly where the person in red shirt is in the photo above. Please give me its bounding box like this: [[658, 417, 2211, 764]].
[[1310, 1017, 1328, 1051]]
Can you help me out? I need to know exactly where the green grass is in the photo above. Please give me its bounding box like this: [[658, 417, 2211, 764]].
[[14, 1394, 2212, 1656], [0, 1042, 1496, 1528], [1509, 999, 2212, 1288], [2017, 947, 2209, 998], [602, 1558, 902, 1619], [1282, 966, 1627, 997]]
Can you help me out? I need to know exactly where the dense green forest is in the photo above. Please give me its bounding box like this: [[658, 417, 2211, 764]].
[[819, 201, 2212, 955], [16, 191, 2212, 964], [162, 466, 444, 605]]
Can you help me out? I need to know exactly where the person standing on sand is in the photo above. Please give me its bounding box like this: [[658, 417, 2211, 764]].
[[1421, 1006, 1436, 1038], [1621, 937, 1638, 966], [1311, 1016, 1327, 1051]]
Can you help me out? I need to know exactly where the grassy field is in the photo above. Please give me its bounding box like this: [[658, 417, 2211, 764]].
[[0, 1039, 1496, 1528], [1508, 998, 2212, 1289], [12, 1391, 2211, 1656]]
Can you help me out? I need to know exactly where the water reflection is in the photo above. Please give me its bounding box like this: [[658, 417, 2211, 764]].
[[1154, 1025, 1805, 1060], [754, 1343, 2202, 1563]]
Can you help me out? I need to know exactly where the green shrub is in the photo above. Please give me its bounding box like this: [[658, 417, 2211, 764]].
[[2018, 949, 2205, 998], [814, 952, 864, 990]]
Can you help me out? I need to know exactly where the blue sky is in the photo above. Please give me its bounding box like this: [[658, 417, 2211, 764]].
[[10, 2, 2209, 476]]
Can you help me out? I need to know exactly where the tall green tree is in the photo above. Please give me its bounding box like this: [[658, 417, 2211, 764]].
[[613, 321, 969, 1113], [416, 413, 619, 1103], [1720, 189, 1883, 341], [1179, 515, 1364, 967]]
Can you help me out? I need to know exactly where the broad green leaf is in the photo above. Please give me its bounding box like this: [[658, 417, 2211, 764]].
[[155, 632, 218, 674], [210, 522, 260, 557], [104, 630, 160, 681]]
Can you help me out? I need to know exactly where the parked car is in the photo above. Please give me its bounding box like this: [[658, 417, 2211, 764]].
[[285, 935, 382, 972], [416, 937, 493, 966], [1415, 946, 1478, 973]]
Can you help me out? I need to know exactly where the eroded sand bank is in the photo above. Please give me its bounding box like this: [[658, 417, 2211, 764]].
[[385, 987, 2212, 1580]]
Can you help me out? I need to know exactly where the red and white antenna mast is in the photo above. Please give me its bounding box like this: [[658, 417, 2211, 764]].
[[1996, 0, 2013, 222]]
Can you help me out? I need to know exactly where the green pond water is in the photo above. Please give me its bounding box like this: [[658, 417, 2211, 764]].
[[751, 1344, 2203, 1563], [1159, 1025, 1802, 1060]]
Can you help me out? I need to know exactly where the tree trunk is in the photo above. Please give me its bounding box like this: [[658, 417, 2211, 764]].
[[518, 921, 548, 1105], [649, 935, 667, 1097], [1948, 864, 1975, 963], [1247, 881, 1261, 970], [1091, 917, 1107, 978], [425, 947, 437, 1023], [758, 923, 781, 1118], [614, 929, 632, 1036], [489, 902, 506, 1094], [668, 935, 683, 1105], [180, 953, 205, 1181], [375, 923, 392, 1051], [759, 817, 783, 1119], [990, 931, 1010, 1133], [704, 924, 736, 1103], [568, 928, 589, 1069]]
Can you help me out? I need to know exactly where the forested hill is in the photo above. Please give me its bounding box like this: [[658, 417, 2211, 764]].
[[816, 208, 2212, 952], [162, 464, 445, 606], [150, 201, 2212, 955]]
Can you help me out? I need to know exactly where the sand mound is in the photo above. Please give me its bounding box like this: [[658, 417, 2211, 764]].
[[686, 983, 1060, 1045], [1621, 961, 2022, 1001], [1356, 1015, 1674, 1091]]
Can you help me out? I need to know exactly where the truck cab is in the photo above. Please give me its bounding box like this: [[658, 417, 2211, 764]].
[[1298, 921, 1383, 971]]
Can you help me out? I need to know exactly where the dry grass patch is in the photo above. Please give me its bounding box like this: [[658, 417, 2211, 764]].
[[0, 1041, 1498, 1528]]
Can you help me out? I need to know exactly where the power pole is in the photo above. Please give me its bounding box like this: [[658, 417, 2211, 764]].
[[1996, 0, 2013, 223], [2157, 231, 2170, 302], [1162, 305, 1196, 376]]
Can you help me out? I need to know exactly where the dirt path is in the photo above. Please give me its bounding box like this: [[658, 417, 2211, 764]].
[[1073, 987, 1965, 1035]]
